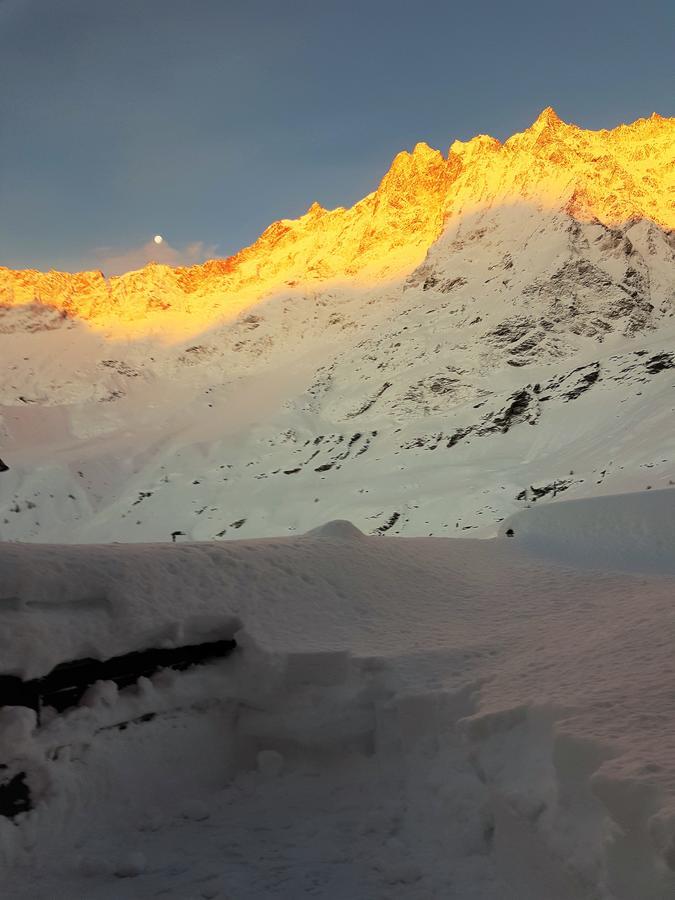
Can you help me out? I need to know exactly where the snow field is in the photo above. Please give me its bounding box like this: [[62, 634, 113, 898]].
[[2, 494, 675, 895]]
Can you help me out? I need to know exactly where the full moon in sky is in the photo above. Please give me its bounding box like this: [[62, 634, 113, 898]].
[[153, 234, 164, 244]]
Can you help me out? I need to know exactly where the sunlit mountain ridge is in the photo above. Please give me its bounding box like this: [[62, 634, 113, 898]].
[[1, 108, 673, 337]]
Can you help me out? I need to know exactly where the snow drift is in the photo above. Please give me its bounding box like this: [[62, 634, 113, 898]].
[[2, 494, 675, 897], [502, 487, 675, 573]]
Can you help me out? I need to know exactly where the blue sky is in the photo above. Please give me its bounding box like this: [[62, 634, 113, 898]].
[[1, 0, 674, 273]]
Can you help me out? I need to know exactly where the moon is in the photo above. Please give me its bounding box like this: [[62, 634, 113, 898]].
[[153, 234, 164, 245]]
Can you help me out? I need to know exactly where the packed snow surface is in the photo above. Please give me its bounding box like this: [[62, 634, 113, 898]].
[[2, 490, 675, 898]]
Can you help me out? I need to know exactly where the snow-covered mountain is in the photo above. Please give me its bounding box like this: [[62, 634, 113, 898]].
[[3, 109, 675, 900], [0, 108, 674, 542]]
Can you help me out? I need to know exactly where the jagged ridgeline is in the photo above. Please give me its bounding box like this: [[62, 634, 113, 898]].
[[1, 108, 673, 333]]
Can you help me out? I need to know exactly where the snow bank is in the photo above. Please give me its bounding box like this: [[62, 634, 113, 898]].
[[0, 542, 242, 679], [502, 487, 675, 573], [2, 508, 675, 896]]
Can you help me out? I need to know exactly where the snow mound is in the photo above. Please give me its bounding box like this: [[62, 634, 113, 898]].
[[304, 520, 365, 540], [502, 487, 675, 573]]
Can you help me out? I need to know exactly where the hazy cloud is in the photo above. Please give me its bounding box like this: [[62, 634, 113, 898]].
[[93, 239, 220, 276]]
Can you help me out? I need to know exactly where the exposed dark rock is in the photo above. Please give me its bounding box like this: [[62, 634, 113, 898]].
[[645, 353, 675, 375], [516, 479, 572, 502], [177, 344, 217, 365], [349, 382, 392, 418], [439, 276, 467, 292], [542, 362, 601, 402], [486, 315, 535, 347], [100, 360, 141, 378], [375, 512, 400, 534], [561, 363, 600, 400], [355, 438, 373, 456], [446, 428, 471, 448], [509, 333, 544, 355], [0, 638, 237, 731], [479, 388, 539, 435]]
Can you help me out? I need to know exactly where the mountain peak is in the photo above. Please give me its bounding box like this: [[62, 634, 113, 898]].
[[411, 141, 439, 157], [531, 106, 565, 129], [388, 142, 443, 172]]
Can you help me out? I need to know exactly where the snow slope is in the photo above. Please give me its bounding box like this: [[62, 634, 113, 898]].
[[2, 491, 675, 897], [1, 110, 674, 544], [1, 206, 674, 545]]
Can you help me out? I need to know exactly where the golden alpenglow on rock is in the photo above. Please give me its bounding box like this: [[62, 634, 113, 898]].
[[1, 109, 673, 338]]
